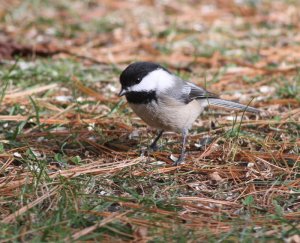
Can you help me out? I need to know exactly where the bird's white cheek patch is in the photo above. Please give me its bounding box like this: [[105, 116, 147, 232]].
[[129, 69, 174, 92]]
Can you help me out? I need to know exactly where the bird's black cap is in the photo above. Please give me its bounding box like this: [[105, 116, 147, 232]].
[[119, 62, 169, 89]]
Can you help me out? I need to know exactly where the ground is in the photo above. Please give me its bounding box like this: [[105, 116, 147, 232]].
[[0, 0, 299, 242]]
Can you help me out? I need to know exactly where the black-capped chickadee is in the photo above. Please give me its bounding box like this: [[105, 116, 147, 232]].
[[119, 62, 260, 165]]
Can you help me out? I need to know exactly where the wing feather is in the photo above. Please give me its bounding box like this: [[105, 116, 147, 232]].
[[182, 82, 260, 114], [185, 82, 218, 101]]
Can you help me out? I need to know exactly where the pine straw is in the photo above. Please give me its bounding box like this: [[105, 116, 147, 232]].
[[0, 0, 299, 241]]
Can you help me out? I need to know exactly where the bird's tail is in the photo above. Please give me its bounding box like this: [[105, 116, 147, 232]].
[[205, 98, 260, 114]]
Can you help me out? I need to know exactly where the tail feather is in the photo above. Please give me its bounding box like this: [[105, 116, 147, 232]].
[[205, 98, 260, 114]]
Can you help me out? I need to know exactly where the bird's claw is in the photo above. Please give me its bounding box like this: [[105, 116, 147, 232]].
[[149, 144, 159, 151], [172, 155, 185, 166]]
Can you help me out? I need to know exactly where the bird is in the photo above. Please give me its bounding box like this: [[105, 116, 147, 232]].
[[119, 61, 260, 165]]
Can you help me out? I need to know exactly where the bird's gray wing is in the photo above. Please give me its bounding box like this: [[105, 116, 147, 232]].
[[182, 81, 260, 114], [169, 81, 218, 104], [186, 82, 219, 100], [163, 80, 218, 104], [164, 78, 260, 114]]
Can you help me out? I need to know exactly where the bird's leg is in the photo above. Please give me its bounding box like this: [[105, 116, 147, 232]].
[[149, 130, 164, 151], [174, 129, 188, 166]]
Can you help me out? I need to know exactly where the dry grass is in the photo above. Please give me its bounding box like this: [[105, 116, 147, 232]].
[[0, 0, 299, 241]]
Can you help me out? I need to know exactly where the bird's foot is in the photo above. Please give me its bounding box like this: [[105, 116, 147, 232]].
[[149, 143, 159, 152], [148, 130, 164, 152], [140, 144, 159, 157], [172, 154, 185, 166]]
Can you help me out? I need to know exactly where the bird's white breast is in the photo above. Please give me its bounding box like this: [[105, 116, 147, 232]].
[[129, 97, 205, 132]]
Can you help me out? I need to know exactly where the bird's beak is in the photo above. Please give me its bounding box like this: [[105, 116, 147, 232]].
[[118, 89, 127, 96]]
